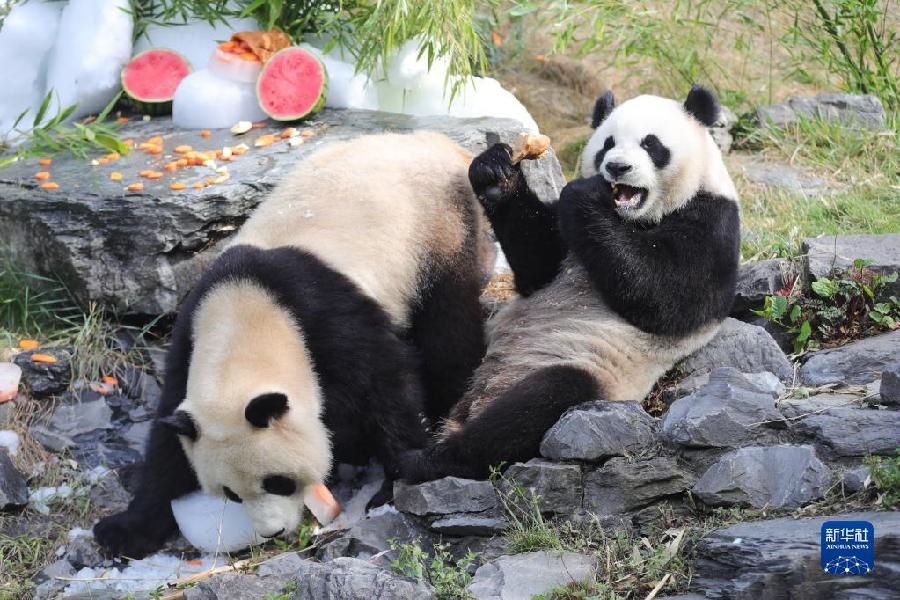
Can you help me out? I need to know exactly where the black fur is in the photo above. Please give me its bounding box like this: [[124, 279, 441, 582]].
[[95, 245, 431, 558], [593, 136, 616, 172], [557, 174, 740, 337], [262, 475, 297, 496], [468, 143, 567, 296], [159, 410, 198, 440], [245, 392, 289, 428], [640, 134, 671, 170], [399, 365, 599, 481], [591, 90, 616, 128], [684, 84, 719, 127]]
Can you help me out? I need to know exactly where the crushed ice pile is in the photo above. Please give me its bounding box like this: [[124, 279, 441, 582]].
[[0, 2, 537, 140]]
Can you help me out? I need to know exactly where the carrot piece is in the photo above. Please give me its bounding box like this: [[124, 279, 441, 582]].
[[200, 130, 211, 138], [301, 129, 315, 137], [109, 172, 123, 181], [164, 162, 178, 172], [138, 142, 154, 151], [35, 171, 51, 180], [40, 182, 59, 190], [174, 145, 193, 154], [254, 134, 277, 148], [106, 152, 121, 161], [116, 117, 130, 123], [147, 136, 164, 146], [147, 146, 163, 155], [102, 375, 118, 386], [38, 158, 52, 166], [239, 52, 260, 62], [219, 40, 237, 52], [170, 182, 187, 191], [127, 182, 144, 192], [281, 127, 298, 139], [18, 339, 40, 350], [192, 182, 204, 189], [145, 171, 163, 180], [31, 353, 58, 363], [123, 139, 135, 148], [251, 122, 266, 129], [206, 177, 217, 185], [176, 158, 189, 167], [186, 558, 204, 566]]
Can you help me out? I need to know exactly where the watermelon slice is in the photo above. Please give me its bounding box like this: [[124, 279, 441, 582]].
[[256, 47, 327, 121], [122, 48, 192, 115]]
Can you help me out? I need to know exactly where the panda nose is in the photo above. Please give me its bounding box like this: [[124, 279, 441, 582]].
[[605, 162, 632, 178]]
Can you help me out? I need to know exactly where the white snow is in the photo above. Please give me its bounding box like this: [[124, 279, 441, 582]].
[[0, 0, 63, 136], [172, 68, 267, 129], [45, 0, 133, 120], [170, 490, 264, 552], [0, 429, 19, 456], [63, 552, 224, 597], [28, 484, 74, 515], [132, 16, 259, 73]]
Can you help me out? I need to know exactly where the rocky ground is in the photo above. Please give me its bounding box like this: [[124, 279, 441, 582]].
[[1, 100, 899, 599]]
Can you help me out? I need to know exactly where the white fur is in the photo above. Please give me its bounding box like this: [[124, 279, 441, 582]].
[[580, 95, 737, 223]]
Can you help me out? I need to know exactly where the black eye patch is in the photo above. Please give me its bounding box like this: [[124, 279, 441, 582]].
[[262, 475, 297, 496], [640, 134, 671, 169], [223, 486, 243, 503], [593, 136, 615, 171]]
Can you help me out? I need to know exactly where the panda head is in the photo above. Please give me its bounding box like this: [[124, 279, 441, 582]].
[[580, 85, 736, 222], [161, 283, 332, 539]]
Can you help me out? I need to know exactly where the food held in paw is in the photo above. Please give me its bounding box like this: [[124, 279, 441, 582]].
[[304, 483, 341, 525], [510, 132, 551, 163]]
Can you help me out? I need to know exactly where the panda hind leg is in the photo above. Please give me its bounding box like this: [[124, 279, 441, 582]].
[[399, 364, 599, 482]]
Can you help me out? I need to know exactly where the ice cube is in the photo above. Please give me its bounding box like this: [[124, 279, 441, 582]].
[[172, 69, 267, 129]]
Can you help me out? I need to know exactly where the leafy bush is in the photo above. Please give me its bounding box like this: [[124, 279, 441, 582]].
[[864, 449, 900, 508], [391, 539, 477, 599], [754, 259, 899, 353]]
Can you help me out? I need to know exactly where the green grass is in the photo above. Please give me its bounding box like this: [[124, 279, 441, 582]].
[[0, 534, 54, 598], [391, 539, 477, 599], [865, 449, 900, 509]]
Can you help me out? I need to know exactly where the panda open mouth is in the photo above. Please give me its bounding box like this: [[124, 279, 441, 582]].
[[612, 184, 648, 209]]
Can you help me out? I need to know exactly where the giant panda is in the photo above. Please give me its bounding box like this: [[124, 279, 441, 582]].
[[399, 86, 741, 481], [94, 132, 487, 558]]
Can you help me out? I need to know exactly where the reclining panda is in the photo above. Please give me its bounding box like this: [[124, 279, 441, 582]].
[[94, 132, 487, 558], [400, 86, 741, 481]]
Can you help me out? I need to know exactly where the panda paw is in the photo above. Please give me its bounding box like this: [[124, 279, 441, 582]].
[[468, 143, 522, 210], [396, 448, 439, 483], [94, 509, 173, 559]]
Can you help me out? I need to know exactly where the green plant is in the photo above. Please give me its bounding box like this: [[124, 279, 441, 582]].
[[865, 449, 900, 508], [754, 260, 899, 352], [261, 579, 298, 600], [0, 91, 128, 168], [391, 539, 477, 599], [784, 0, 898, 110], [492, 468, 563, 552]]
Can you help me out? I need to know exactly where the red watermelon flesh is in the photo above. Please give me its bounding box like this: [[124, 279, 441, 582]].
[[122, 49, 192, 104], [257, 47, 328, 121]]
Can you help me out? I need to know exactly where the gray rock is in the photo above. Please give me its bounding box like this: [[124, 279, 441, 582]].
[[694, 445, 831, 509], [0, 111, 565, 315], [842, 466, 871, 492], [293, 557, 435, 599], [316, 509, 431, 563], [13, 348, 71, 397], [778, 393, 861, 419], [796, 407, 900, 456], [693, 511, 900, 599], [756, 93, 886, 130], [680, 318, 794, 382], [0, 450, 28, 509], [502, 459, 582, 515], [882, 362, 900, 406], [800, 330, 900, 385], [30, 397, 113, 452], [733, 259, 786, 314], [803, 232, 900, 298], [184, 571, 294, 600], [64, 534, 103, 569], [394, 477, 497, 516], [670, 369, 783, 400], [33, 559, 76, 600], [736, 158, 831, 197], [583, 456, 695, 515], [540, 401, 657, 461], [428, 513, 508, 536], [710, 105, 737, 153], [467, 551, 594, 600], [0, 399, 15, 426], [122, 420, 152, 453], [662, 368, 782, 448], [89, 471, 130, 514]]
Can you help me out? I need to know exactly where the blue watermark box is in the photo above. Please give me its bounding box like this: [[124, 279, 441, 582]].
[[821, 520, 874, 575]]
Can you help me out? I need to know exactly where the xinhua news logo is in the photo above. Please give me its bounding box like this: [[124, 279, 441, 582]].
[[821, 520, 874, 575]]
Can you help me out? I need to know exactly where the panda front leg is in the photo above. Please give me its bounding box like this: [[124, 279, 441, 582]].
[[469, 143, 567, 296], [93, 422, 198, 558], [399, 364, 599, 482]]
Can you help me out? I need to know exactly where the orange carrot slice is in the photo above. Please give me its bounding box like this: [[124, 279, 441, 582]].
[[192, 182, 204, 189], [109, 172, 123, 181], [170, 182, 187, 191], [102, 375, 118, 386], [18, 339, 40, 350], [304, 483, 341, 525], [31, 353, 57, 363], [116, 117, 130, 123], [254, 134, 276, 148], [147, 136, 164, 146], [38, 158, 52, 166], [40, 182, 59, 190], [127, 182, 144, 192], [35, 171, 50, 180], [200, 130, 211, 138], [174, 145, 193, 154]]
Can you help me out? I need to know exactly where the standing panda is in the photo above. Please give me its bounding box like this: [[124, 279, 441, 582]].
[[400, 86, 741, 481], [94, 132, 487, 558]]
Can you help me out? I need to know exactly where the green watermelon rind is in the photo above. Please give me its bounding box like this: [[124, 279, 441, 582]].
[[122, 48, 192, 116], [256, 47, 329, 122]]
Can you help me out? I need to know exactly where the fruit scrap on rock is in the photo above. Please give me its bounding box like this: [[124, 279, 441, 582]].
[[230, 29, 292, 63], [31, 353, 58, 363], [231, 121, 253, 135], [254, 134, 277, 147], [127, 182, 144, 192], [40, 182, 59, 190], [35, 171, 50, 180], [510, 132, 551, 164], [18, 339, 39, 350]]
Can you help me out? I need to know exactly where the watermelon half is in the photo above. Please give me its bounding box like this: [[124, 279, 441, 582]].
[[122, 48, 192, 115], [256, 47, 328, 121]]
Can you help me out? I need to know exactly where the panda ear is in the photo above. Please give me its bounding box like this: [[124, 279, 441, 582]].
[[684, 84, 719, 127], [245, 392, 289, 428], [160, 410, 199, 441], [591, 90, 615, 128]]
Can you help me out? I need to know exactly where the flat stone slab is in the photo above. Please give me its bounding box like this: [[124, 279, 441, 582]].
[[796, 406, 900, 456], [693, 444, 830, 509], [732, 259, 787, 315], [502, 458, 582, 515], [680, 318, 794, 382], [293, 557, 435, 599], [540, 401, 657, 461], [393, 477, 498, 517], [0, 450, 28, 509], [693, 511, 900, 599], [756, 93, 886, 130], [0, 110, 565, 315], [803, 233, 900, 297], [467, 551, 594, 600], [799, 330, 900, 386], [583, 456, 695, 515], [735, 158, 831, 197]]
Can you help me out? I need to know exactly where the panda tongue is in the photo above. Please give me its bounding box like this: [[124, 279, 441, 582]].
[[614, 184, 639, 206]]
